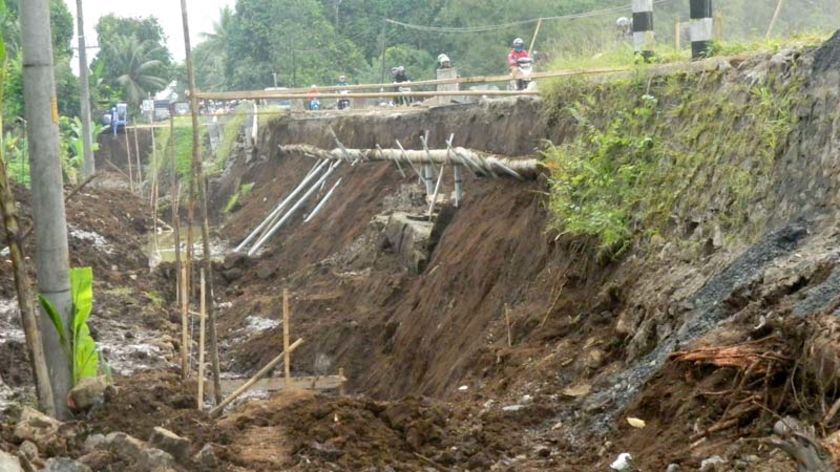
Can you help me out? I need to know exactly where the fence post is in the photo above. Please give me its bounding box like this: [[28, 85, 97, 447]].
[[690, 0, 714, 59], [632, 0, 655, 60]]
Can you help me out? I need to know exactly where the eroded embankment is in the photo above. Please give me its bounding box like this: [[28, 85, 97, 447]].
[[203, 34, 840, 470]]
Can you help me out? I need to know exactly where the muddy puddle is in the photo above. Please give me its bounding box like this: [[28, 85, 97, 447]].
[[146, 226, 228, 269]]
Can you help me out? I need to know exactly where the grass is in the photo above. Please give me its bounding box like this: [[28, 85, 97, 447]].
[[545, 32, 829, 73], [541, 65, 801, 258]]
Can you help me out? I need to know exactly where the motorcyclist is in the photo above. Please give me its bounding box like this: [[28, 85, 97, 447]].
[[391, 66, 412, 106], [508, 38, 531, 76], [437, 54, 452, 69], [337, 75, 351, 110], [306, 85, 321, 111], [391, 66, 410, 84]]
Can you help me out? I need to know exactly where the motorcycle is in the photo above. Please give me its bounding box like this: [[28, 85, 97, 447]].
[[337, 89, 351, 110], [394, 83, 414, 106], [512, 57, 534, 91]]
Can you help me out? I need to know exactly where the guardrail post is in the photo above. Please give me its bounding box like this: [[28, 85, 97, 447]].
[[632, 0, 655, 61], [690, 0, 714, 58]]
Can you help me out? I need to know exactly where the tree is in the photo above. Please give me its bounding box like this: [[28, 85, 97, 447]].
[[91, 14, 172, 104], [103, 35, 169, 106], [224, 0, 366, 90], [19, 0, 75, 420], [194, 7, 233, 91]]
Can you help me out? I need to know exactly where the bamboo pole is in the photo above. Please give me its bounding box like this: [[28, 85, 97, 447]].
[[766, 0, 784, 37], [0, 144, 56, 417], [675, 17, 681, 50], [529, 18, 543, 56], [197, 269, 206, 409], [200, 89, 539, 102], [180, 265, 189, 378], [132, 125, 143, 193], [124, 128, 134, 193], [209, 338, 304, 417], [283, 289, 291, 387], [179, 0, 222, 405], [428, 165, 445, 221], [280, 145, 541, 180], [504, 305, 513, 348], [195, 67, 627, 99], [339, 368, 346, 396]]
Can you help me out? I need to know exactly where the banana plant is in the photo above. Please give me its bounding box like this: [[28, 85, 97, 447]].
[[39, 267, 100, 385]]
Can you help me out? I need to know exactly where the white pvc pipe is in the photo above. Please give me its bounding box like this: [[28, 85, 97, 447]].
[[304, 178, 342, 223], [234, 159, 328, 253], [248, 161, 342, 256]]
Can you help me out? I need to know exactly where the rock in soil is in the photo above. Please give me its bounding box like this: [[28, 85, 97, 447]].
[[148, 427, 191, 463], [43, 457, 92, 472], [192, 444, 219, 470], [14, 407, 62, 451], [0, 450, 22, 472], [68, 377, 107, 411]]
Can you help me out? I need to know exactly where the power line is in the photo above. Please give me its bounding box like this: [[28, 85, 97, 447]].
[[384, 0, 677, 34]]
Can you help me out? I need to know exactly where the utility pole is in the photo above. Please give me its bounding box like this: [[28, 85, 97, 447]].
[[75, 0, 95, 178], [179, 0, 222, 405], [20, 0, 74, 419]]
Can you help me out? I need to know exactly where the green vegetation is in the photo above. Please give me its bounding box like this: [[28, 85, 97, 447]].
[[543, 69, 800, 257], [39, 268, 100, 385], [224, 182, 254, 213]]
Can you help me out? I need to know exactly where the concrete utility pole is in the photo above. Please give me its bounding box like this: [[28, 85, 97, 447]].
[[179, 0, 223, 405], [632, 0, 655, 61], [75, 0, 95, 178], [690, 0, 714, 58], [20, 0, 75, 419]]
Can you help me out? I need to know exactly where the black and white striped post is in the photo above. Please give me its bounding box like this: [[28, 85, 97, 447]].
[[689, 0, 714, 58], [632, 0, 655, 60]]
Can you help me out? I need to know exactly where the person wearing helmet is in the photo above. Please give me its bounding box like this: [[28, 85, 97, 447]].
[[391, 66, 410, 84], [306, 85, 321, 111], [616, 16, 632, 39], [390, 66, 412, 106], [437, 53, 452, 69], [508, 37, 531, 74]]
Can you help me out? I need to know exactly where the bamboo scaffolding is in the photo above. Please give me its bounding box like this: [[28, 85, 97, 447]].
[[195, 67, 627, 99], [279, 144, 542, 180], [198, 89, 539, 101], [124, 129, 134, 193], [180, 265, 189, 378], [209, 338, 304, 417]]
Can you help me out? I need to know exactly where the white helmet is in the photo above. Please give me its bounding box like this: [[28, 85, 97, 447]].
[[616, 17, 631, 28], [437, 53, 451, 64], [512, 38, 525, 48]]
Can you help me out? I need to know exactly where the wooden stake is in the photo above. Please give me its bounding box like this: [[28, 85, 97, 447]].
[[339, 367, 346, 396], [124, 128, 134, 193], [180, 265, 189, 378], [170, 111, 182, 307], [283, 289, 291, 386], [209, 338, 304, 417], [0, 146, 56, 417], [133, 125, 143, 194], [504, 304, 513, 347], [197, 269, 206, 409]]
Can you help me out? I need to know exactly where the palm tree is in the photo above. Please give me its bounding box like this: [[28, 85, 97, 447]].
[[201, 6, 233, 47], [105, 35, 168, 105]]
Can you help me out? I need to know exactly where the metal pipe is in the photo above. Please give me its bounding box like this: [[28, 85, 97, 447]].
[[304, 178, 343, 223], [234, 159, 328, 253], [248, 162, 342, 256]]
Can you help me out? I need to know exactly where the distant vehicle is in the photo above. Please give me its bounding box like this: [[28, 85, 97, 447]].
[[511, 57, 534, 91], [109, 103, 128, 135], [337, 89, 351, 110], [154, 107, 171, 122], [263, 87, 292, 110], [174, 102, 190, 115]]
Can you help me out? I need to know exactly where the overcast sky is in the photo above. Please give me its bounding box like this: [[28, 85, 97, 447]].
[[69, 0, 236, 69]]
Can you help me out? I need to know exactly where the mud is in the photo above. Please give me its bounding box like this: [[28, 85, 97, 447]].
[[6, 36, 840, 472]]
